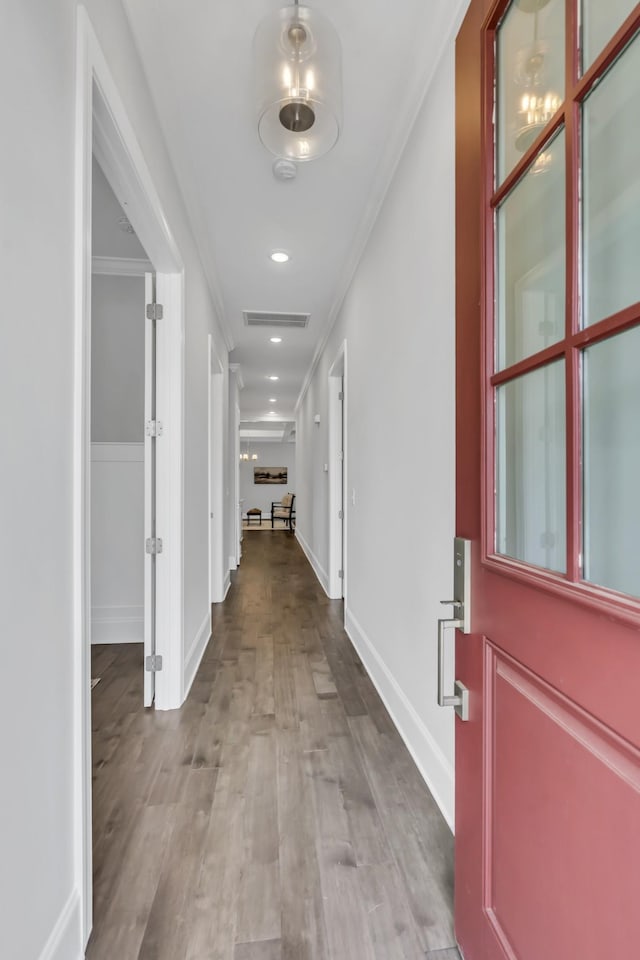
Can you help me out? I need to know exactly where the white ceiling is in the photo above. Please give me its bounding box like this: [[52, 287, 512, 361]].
[[120, 0, 466, 425]]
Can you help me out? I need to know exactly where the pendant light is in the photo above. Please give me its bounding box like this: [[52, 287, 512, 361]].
[[253, 0, 342, 161], [514, 0, 559, 170], [239, 441, 258, 462]]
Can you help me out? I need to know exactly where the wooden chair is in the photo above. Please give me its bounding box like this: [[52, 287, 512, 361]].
[[271, 493, 295, 531]]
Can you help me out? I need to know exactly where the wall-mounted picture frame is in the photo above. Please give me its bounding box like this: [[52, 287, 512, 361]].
[[254, 467, 288, 484]]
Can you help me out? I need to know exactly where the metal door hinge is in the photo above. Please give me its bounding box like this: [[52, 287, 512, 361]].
[[338, 391, 344, 400], [146, 303, 164, 320], [339, 451, 344, 461], [338, 569, 344, 579], [145, 654, 163, 672], [338, 510, 343, 520], [145, 537, 163, 555], [146, 419, 163, 437]]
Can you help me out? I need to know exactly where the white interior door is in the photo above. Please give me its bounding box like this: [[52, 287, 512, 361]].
[[208, 337, 224, 603], [328, 345, 347, 600], [209, 351, 216, 602], [143, 272, 157, 706]]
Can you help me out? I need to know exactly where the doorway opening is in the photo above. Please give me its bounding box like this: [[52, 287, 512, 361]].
[[74, 10, 185, 947], [90, 154, 153, 704], [328, 341, 347, 601]]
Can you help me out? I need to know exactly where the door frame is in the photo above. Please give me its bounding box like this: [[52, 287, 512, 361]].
[[208, 335, 226, 603], [228, 364, 243, 570], [328, 340, 347, 601], [73, 7, 185, 946]]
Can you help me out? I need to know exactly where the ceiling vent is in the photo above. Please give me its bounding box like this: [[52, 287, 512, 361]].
[[243, 310, 309, 329]]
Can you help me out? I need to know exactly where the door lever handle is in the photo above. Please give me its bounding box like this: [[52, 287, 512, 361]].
[[437, 617, 469, 721]]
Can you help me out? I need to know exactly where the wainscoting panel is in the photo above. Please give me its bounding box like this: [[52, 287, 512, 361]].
[[91, 443, 144, 644]]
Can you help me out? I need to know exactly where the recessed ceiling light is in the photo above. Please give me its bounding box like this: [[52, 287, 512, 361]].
[[270, 251, 289, 263], [268, 411, 277, 416], [268, 375, 279, 380], [270, 336, 283, 343], [269, 398, 277, 403]]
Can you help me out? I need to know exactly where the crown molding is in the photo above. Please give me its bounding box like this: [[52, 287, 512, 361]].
[[92, 255, 153, 276]]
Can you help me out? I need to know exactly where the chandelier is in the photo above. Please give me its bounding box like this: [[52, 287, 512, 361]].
[[240, 443, 258, 462], [253, 0, 342, 161]]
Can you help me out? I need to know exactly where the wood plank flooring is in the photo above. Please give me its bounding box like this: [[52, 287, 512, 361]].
[[87, 532, 460, 960]]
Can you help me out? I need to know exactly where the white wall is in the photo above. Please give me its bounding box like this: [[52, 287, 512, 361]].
[[296, 42, 457, 827], [91, 443, 144, 643], [0, 1, 229, 956], [240, 442, 296, 517], [91, 274, 145, 442]]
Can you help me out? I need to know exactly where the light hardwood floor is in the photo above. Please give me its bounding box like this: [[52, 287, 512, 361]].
[[87, 532, 460, 960]]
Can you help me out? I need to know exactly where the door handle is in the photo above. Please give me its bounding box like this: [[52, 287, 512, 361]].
[[436, 535, 472, 723], [437, 613, 469, 721]]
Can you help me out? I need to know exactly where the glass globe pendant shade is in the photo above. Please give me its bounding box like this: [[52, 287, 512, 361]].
[[253, 3, 342, 161]]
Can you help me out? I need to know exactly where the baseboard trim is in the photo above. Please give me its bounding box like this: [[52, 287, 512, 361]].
[[91, 605, 144, 644], [229, 554, 237, 572], [295, 529, 330, 597], [37, 889, 82, 960], [345, 606, 455, 831], [183, 611, 211, 698], [223, 571, 231, 599]]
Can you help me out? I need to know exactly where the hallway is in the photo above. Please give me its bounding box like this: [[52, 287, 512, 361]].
[[88, 533, 459, 960]]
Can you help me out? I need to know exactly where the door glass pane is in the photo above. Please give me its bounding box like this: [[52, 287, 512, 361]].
[[583, 326, 640, 597], [496, 361, 566, 572], [583, 33, 640, 327], [497, 130, 565, 370], [582, 0, 638, 72], [497, 0, 565, 183]]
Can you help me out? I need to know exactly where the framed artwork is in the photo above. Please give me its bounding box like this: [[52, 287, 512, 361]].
[[254, 466, 288, 484]]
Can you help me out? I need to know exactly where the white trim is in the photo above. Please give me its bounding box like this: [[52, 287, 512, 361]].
[[143, 273, 155, 707], [92, 255, 153, 276], [74, 6, 185, 947], [154, 271, 185, 711], [344, 606, 455, 832], [223, 571, 232, 599], [209, 336, 226, 604], [328, 341, 347, 602], [183, 610, 211, 698], [295, 0, 470, 414], [91, 605, 144, 644], [295, 528, 330, 597], [37, 890, 82, 960], [91, 441, 144, 462], [228, 361, 244, 391], [229, 554, 238, 572]]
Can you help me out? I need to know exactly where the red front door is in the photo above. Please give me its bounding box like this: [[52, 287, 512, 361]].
[[454, 1, 640, 958]]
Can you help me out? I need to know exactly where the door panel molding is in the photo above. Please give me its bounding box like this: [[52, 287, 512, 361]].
[[483, 642, 640, 958]]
